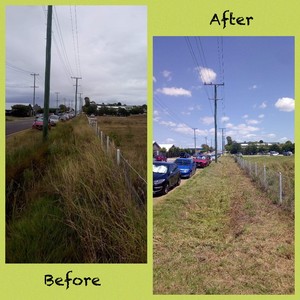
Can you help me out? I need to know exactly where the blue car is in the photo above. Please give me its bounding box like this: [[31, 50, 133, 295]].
[[174, 158, 196, 178], [153, 162, 181, 195]]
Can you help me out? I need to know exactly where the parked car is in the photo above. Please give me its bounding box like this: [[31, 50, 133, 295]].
[[270, 151, 279, 156], [153, 162, 181, 195], [174, 158, 196, 178], [49, 115, 60, 126], [154, 154, 167, 162], [32, 118, 51, 130], [283, 151, 293, 156], [193, 155, 210, 168]]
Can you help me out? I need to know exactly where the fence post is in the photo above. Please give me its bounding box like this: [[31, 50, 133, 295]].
[[255, 162, 257, 177], [100, 131, 103, 147], [117, 149, 120, 165], [107, 136, 110, 152], [279, 172, 283, 204], [263, 164, 266, 189]]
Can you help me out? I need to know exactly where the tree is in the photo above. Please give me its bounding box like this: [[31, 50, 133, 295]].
[[84, 97, 90, 106], [201, 144, 210, 152], [244, 143, 258, 155], [230, 142, 242, 154], [11, 104, 32, 117], [282, 140, 294, 153], [226, 136, 233, 145], [59, 104, 67, 112], [269, 143, 281, 153]]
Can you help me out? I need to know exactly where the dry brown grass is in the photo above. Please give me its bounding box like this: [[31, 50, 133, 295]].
[[96, 115, 146, 179]]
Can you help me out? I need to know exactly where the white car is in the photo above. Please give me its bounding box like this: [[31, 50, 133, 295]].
[[49, 115, 60, 125]]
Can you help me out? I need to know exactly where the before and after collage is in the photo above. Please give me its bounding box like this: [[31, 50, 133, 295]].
[[2, 1, 299, 299]]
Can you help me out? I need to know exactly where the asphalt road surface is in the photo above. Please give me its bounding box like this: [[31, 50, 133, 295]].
[[6, 118, 35, 136]]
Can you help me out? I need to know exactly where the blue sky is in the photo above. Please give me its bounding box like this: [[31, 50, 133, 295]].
[[153, 37, 294, 149]]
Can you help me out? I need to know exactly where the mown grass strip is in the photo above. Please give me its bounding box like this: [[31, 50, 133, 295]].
[[153, 157, 294, 294]]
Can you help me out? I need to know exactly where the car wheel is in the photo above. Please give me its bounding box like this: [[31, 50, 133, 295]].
[[176, 177, 181, 186], [162, 183, 169, 195]]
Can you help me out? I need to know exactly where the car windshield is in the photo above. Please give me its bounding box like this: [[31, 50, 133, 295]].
[[153, 164, 168, 174], [35, 118, 43, 122], [175, 159, 191, 165]]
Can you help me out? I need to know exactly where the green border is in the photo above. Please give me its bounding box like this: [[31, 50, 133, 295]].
[[1, 0, 299, 299]]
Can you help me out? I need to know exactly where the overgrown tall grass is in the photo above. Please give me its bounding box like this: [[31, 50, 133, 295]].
[[6, 116, 146, 263]]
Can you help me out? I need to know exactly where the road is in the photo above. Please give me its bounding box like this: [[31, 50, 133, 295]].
[[6, 117, 34, 136]]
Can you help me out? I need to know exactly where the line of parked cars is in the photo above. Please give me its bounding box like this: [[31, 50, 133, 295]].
[[32, 112, 75, 130], [153, 153, 212, 196]]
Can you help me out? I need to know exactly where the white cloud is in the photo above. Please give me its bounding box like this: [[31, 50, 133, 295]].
[[249, 84, 257, 90], [166, 138, 175, 143], [160, 120, 176, 127], [267, 133, 276, 138], [279, 137, 288, 142], [258, 114, 264, 118], [201, 116, 214, 125], [259, 101, 267, 109], [162, 70, 172, 81], [226, 123, 234, 128], [198, 67, 217, 84], [275, 97, 294, 112], [242, 114, 249, 119], [196, 129, 208, 136], [153, 110, 159, 116], [221, 116, 230, 123], [181, 111, 191, 116], [174, 123, 193, 135], [156, 87, 192, 97], [153, 76, 157, 82], [246, 119, 260, 125]]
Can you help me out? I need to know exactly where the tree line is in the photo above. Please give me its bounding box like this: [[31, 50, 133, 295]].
[[82, 97, 146, 116], [225, 136, 294, 155]]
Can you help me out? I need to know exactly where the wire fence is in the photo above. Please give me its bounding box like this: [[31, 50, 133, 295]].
[[234, 156, 294, 212], [87, 116, 147, 206]]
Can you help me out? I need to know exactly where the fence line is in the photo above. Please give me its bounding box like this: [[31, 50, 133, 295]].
[[87, 116, 147, 206], [234, 156, 294, 212]]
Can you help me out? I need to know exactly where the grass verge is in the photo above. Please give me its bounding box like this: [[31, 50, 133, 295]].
[[6, 116, 146, 263], [153, 157, 294, 294]]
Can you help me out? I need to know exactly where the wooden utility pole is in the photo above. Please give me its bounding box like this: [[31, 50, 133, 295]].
[[205, 82, 224, 163], [43, 5, 53, 141]]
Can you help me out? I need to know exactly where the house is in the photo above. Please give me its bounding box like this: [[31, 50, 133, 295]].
[[153, 142, 176, 157]]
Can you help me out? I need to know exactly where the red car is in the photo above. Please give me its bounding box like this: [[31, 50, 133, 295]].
[[193, 155, 210, 168], [154, 155, 167, 162], [32, 118, 51, 130]]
